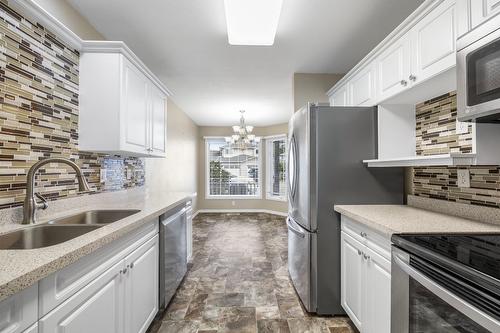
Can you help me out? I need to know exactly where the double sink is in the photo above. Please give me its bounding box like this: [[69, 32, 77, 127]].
[[0, 210, 140, 250]]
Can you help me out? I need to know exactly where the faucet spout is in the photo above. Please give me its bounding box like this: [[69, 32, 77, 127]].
[[22, 157, 91, 225]]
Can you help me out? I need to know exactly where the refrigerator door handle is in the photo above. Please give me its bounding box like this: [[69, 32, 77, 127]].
[[287, 217, 305, 238]]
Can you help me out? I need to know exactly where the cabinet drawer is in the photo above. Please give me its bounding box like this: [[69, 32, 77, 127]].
[[341, 215, 391, 260], [39, 219, 158, 316], [0, 284, 37, 333]]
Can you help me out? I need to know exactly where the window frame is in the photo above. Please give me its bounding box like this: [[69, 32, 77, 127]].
[[265, 134, 288, 202], [205, 136, 263, 200]]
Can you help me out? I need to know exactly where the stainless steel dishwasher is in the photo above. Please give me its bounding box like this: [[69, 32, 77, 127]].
[[159, 204, 188, 310]]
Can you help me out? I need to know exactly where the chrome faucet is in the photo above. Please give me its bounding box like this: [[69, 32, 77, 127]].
[[23, 157, 90, 225]]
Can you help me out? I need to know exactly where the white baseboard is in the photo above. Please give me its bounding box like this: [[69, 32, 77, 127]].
[[194, 209, 287, 217]]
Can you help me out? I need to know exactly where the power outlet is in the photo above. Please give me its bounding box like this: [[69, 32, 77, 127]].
[[456, 119, 469, 135], [457, 169, 470, 188]]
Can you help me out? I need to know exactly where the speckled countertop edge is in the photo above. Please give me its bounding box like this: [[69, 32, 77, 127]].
[[334, 204, 500, 237], [0, 189, 193, 302]]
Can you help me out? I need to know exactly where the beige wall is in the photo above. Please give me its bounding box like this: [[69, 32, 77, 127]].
[[34, 0, 104, 40], [293, 73, 344, 112], [146, 100, 199, 211], [197, 124, 288, 214]]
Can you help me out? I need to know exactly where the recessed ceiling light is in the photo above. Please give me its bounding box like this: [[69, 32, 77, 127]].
[[224, 0, 283, 46]]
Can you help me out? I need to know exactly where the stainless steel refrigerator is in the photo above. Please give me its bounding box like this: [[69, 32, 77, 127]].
[[287, 104, 404, 315]]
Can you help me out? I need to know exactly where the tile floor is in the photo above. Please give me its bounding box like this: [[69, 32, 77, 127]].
[[149, 213, 357, 333]]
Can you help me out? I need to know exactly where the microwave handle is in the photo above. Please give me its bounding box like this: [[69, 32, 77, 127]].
[[393, 253, 500, 332]]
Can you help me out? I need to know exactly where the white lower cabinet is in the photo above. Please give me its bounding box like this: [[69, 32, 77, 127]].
[[0, 284, 38, 333], [39, 234, 159, 333], [341, 232, 364, 330], [341, 216, 391, 333], [39, 260, 125, 333], [124, 236, 159, 333], [22, 323, 37, 333]]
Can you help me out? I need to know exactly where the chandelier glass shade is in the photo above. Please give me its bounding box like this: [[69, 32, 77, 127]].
[[225, 111, 259, 148]]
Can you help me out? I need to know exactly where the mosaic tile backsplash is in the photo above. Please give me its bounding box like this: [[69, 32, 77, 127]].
[[0, 0, 144, 209], [415, 92, 473, 155], [413, 92, 500, 209]]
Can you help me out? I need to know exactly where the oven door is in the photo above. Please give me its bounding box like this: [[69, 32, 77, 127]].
[[391, 246, 500, 333], [458, 16, 500, 122]]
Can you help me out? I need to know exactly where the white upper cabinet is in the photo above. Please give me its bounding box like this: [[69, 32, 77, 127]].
[[150, 86, 167, 157], [329, 84, 349, 106], [471, 0, 500, 28], [123, 58, 150, 153], [348, 64, 376, 106], [410, 0, 458, 85], [328, 0, 469, 107], [376, 35, 411, 102], [79, 41, 170, 157]]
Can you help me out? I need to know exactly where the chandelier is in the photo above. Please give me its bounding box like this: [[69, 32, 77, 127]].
[[225, 110, 259, 148]]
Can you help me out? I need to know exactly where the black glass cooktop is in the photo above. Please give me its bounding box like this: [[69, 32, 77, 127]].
[[393, 234, 500, 281]]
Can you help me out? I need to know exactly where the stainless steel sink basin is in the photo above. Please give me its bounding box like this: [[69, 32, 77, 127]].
[[47, 209, 141, 225], [0, 209, 141, 250], [0, 225, 102, 250]]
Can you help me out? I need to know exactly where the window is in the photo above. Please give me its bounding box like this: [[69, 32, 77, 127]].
[[266, 135, 287, 201], [206, 138, 262, 198]]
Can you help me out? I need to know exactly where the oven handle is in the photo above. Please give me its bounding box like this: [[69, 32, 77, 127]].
[[393, 253, 500, 332]]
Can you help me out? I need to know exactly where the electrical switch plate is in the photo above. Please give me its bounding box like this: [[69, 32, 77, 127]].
[[100, 169, 107, 183], [457, 169, 470, 188], [126, 169, 132, 180], [456, 119, 469, 134]]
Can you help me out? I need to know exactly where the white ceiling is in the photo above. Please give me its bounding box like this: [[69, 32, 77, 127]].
[[67, 0, 423, 126]]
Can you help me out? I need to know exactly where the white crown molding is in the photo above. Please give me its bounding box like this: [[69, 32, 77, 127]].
[[327, 0, 444, 96], [195, 209, 288, 217], [82, 40, 172, 96], [8, 0, 84, 50]]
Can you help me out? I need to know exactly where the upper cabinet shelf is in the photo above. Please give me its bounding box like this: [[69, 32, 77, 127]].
[[79, 41, 170, 158], [363, 153, 477, 168]]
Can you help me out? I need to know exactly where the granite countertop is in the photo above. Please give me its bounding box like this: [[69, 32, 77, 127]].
[[334, 204, 500, 237], [0, 188, 193, 302]]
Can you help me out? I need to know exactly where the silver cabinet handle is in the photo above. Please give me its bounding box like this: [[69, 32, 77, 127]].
[[130, 262, 134, 269], [363, 253, 370, 260], [409, 74, 416, 82], [357, 249, 362, 256], [400, 80, 408, 86], [122, 267, 128, 274], [360, 232, 367, 238]]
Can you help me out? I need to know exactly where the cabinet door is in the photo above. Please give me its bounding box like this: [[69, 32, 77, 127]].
[[364, 246, 391, 333], [124, 235, 159, 333], [331, 84, 348, 106], [471, 0, 500, 28], [411, 0, 457, 85], [150, 85, 167, 156], [0, 284, 38, 333], [376, 35, 411, 102], [22, 323, 37, 333], [348, 64, 376, 106], [340, 231, 364, 331], [123, 58, 149, 154], [39, 260, 124, 333]]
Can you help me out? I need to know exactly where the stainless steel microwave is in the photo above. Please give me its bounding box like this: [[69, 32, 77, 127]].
[[458, 14, 500, 123]]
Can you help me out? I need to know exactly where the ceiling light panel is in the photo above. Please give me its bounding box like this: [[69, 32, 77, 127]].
[[224, 0, 283, 46]]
